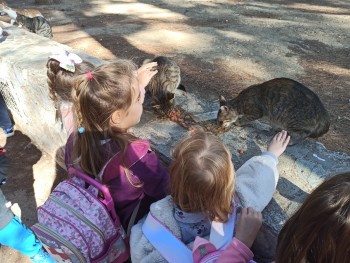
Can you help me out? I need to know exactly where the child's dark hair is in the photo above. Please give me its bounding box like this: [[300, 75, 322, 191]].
[[169, 131, 235, 222], [72, 59, 138, 178], [275, 172, 350, 263]]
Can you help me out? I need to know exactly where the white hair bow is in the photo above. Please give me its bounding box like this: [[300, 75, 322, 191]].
[[49, 51, 83, 72]]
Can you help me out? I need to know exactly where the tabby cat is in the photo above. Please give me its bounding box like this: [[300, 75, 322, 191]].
[[15, 13, 53, 38], [143, 56, 186, 115], [0, 4, 51, 38], [217, 78, 330, 145]]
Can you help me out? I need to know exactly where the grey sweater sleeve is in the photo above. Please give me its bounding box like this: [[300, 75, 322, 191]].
[[235, 152, 279, 211], [0, 189, 14, 230], [0, 153, 13, 230]]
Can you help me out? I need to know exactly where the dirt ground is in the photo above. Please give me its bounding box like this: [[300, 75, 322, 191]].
[[1, 0, 350, 262], [3, 0, 349, 154]]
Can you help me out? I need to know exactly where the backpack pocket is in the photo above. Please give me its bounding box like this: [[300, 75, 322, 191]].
[[32, 223, 85, 263]]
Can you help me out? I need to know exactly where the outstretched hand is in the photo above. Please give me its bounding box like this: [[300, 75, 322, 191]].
[[137, 62, 158, 89], [235, 207, 262, 248], [267, 130, 290, 158]]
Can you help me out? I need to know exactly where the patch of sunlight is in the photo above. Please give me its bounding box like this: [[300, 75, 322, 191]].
[[312, 63, 350, 77], [322, 14, 350, 28], [289, 3, 349, 14], [225, 58, 268, 80], [53, 23, 80, 33], [84, 2, 186, 20], [126, 28, 214, 53], [55, 28, 91, 43], [33, 154, 57, 207], [217, 30, 255, 41]]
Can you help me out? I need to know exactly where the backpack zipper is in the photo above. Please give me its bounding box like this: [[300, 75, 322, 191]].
[[49, 195, 106, 244], [33, 223, 86, 263]]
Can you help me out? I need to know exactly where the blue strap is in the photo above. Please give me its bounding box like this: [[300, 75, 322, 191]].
[[209, 206, 236, 249], [142, 213, 193, 263], [142, 201, 237, 262]]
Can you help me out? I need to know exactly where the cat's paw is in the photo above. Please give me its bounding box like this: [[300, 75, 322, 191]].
[[234, 119, 246, 127]]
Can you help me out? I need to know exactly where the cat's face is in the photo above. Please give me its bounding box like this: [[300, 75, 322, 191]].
[[151, 91, 175, 116], [217, 95, 240, 128], [15, 15, 25, 26]]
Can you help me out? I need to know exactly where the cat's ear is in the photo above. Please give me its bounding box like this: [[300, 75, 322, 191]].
[[177, 84, 186, 92], [167, 92, 175, 102], [220, 105, 229, 113], [219, 95, 227, 106]]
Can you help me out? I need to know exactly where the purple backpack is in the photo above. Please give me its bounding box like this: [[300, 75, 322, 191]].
[[32, 140, 149, 263]]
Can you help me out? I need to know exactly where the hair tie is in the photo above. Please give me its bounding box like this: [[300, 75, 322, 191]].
[[78, 127, 85, 134], [86, 71, 93, 80]]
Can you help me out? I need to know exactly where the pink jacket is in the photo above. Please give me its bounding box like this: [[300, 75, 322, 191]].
[[217, 238, 254, 263]]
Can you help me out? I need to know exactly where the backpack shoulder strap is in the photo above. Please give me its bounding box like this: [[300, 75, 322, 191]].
[[209, 211, 236, 249], [142, 206, 237, 263], [142, 212, 193, 263], [209, 197, 238, 249]]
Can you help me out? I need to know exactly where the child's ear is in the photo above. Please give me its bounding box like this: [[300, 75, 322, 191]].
[[110, 110, 122, 125]]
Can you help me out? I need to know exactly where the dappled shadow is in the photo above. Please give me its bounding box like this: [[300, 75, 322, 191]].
[[1, 3, 349, 261], [277, 177, 308, 203], [263, 0, 350, 12], [1, 130, 41, 226]]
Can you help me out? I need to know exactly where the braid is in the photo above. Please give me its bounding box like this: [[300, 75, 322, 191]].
[[47, 58, 94, 124], [71, 76, 85, 129], [46, 59, 60, 109]]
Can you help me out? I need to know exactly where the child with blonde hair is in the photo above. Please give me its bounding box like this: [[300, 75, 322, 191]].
[[130, 130, 290, 263], [47, 50, 94, 135], [65, 59, 169, 232]]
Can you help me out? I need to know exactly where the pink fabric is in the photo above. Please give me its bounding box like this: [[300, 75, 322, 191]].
[[216, 238, 254, 263], [192, 236, 218, 262], [60, 104, 75, 136]]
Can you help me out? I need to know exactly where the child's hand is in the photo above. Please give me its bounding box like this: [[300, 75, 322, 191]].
[[267, 130, 290, 158], [137, 62, 158, 89], [235, 207, 262, 248]]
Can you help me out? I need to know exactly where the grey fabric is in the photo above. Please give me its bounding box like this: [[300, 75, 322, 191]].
[[0, 189, 14, 230], [0, 153, 8, 185], [0, 153, 12, 230]]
